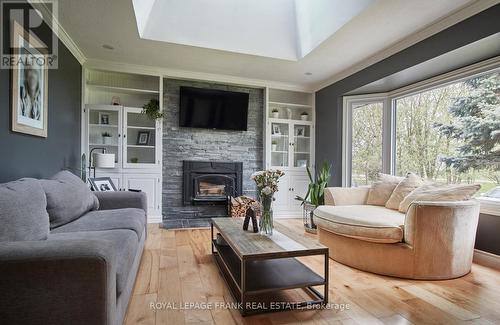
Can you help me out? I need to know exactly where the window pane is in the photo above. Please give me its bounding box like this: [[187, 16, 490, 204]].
[[395, 72, 499, 195], [351, 102, 383, 186]]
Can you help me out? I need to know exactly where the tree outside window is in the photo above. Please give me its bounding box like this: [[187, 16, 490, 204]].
[[395, 72, 499, 194], [351, 102, 383, 186]]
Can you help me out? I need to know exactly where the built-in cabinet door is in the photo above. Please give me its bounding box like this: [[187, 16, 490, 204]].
[[123, 107, 161, 169], [288, 175, 310, 211], [274, 174, 290, 211], [269, 120, 313, 171], [273, 172, 310, 217], [270, 121, 290, 168], [292, 123, 312, 169], [122, 174, 161, 216]]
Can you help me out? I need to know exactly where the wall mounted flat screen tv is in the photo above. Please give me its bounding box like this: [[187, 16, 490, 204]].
[[179, 86, 249, 131]]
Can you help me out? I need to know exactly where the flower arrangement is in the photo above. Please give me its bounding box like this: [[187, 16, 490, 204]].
[[251, 169, 285, 235]]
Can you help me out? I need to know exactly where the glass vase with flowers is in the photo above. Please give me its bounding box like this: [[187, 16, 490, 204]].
[[251, 169, 285, 236]]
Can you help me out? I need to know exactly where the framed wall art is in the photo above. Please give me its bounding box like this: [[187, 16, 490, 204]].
[[10, 21, 49, 137]]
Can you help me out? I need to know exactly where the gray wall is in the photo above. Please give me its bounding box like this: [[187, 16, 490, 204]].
[[162, 79, 264, 219], [315, 4, 500, 186], [0, 2, 82, 183]]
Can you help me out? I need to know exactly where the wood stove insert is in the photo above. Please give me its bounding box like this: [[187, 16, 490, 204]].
[[183, 161, 243, 206]]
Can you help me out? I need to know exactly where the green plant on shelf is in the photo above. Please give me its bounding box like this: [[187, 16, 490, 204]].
[[102, 132, 112, 137], [142, 99, 163, 120]]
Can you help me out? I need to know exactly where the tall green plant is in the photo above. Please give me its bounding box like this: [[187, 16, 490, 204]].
[[295, 161, 331, 206]]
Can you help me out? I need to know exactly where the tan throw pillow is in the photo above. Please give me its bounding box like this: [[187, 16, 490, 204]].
[[366, 174, 404, 206], [385, 172, 423, 210], [398, 183, 481, 213]]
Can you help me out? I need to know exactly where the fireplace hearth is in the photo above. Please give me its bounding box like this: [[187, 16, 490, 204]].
[[183, 160, 243, 206]]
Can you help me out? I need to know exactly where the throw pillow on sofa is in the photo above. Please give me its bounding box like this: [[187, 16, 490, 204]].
[[0, 178, 50, 241], [41, 170, 99, 228], [366, 173, 404, 206], [398, 183, 481, 213], [385, 172, 424, 210]]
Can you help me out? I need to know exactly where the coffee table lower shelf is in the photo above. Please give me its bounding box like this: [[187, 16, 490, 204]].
[[212, 240, 327, 316]]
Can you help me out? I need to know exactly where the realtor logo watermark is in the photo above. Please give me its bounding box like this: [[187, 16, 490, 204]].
[[1, 0, 58, 69]]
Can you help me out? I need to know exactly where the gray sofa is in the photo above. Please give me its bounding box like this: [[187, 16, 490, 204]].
[[0, 171, 147, 325]]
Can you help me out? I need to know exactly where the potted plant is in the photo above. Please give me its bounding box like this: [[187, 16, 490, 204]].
[[142, 99, 163, 120], [271, 140, 278, 151], [271, 108, 279, 118], [300, 112, 309, 121], [102, 132, 112, 145], [295, 161, 331, 233]]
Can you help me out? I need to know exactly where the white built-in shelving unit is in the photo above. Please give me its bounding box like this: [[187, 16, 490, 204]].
[[265, 88, 315, 218], [83, 69, 163, 222]]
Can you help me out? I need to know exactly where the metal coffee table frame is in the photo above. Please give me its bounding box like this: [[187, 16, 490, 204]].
[[211, 219, 329, 316]]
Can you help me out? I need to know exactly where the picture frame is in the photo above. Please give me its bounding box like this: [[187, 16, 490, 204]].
[[137, 131, 150, 145], [295, 126, 306, 137], [99, 112, 110, 125], [88, 177, 117, 192], [10, 21, 48, 137], [272, 124, 281, 135]]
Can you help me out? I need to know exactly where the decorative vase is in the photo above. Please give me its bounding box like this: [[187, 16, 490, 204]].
[[301, 114, 308, 121], [259, 194, 274, 236], [272, 112, 279, 118], [303, 202, 317, 234], [271, 144, 277, 151]]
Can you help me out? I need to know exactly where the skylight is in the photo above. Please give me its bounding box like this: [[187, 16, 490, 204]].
[[132, 0, 374, 61]]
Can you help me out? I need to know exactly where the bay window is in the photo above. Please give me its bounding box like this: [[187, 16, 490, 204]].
[[343, 59, 499, 209]]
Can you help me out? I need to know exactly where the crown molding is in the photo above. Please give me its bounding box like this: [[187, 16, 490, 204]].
[[28, 0, 87, 64], [313, 0, 500, 92], [84, 59, 313, 92]]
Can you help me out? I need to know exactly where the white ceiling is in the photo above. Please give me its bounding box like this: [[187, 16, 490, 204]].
[[132, 0, 374, 61], [56, 0, 491, 89]]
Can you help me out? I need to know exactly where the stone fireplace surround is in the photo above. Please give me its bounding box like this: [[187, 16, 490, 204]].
[[162, 78, 264, 229]]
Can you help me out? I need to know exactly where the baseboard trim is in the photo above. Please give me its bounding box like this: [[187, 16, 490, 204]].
[[148, 215, 163, 224], [473, 249, 500, 270]]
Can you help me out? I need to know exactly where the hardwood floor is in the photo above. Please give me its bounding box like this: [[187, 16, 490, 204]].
[[124, 220, 500, 325]]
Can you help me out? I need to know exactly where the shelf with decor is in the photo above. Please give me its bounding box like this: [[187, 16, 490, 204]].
[[268, 90, 313, 123], [83, 68, 163, 221]]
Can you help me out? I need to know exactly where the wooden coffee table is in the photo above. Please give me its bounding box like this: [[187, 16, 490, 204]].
[[211, 217, 329, 316]]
